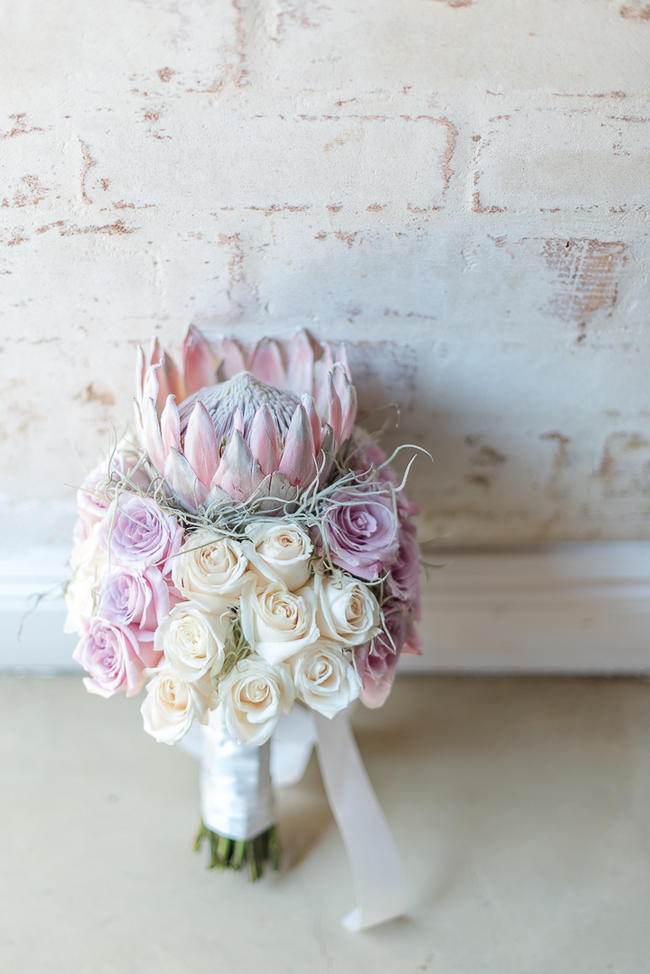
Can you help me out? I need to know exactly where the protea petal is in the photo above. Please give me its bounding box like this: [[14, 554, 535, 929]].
[[332, 365, 357, 443], [182, 324, 216, 395], [312, 344, 334, 415], [317, 425, 335, 485], [184, 402, 220, 487], [248, 405, 280, 476], [141, 396, 166, 472], [335, 343, 352, 380], [286, 331, 315, 397], [147, 337, 163, 368], [249, 339, 286, 387], [278, 404, 317, 488], [202, 483, 232, 508], [301, 394, 322, 454], [135, 346, 146, 403], [326, 375, 343, 443], [161, 351, 184, 403], [232, 407, 245, 436], [142, 364, 160, 412], [246, 471, 300, 509], [160, 395, 181, 457], [212, 431, 263, 500], [164, 447, 208, 510], [217, 338, 246, 378]]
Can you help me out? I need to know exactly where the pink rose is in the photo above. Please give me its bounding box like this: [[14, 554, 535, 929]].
[[355, 599, 407, 708], [99, 495, 183, 573], [73, 617, 147, 698], [320, 487, 399, 581], [97, 566, 176, 667]]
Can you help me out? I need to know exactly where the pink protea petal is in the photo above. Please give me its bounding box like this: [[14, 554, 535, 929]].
[[144, 339, 170, 410], [141, 396, 166, 472], [301, 394, 321, 454], [142, 364, 160, 411], [286, 331, 315, 397], [335, 343, 352, 379], [161, 351, 184, 403], [326, 375, 343, 443], [135, 346, 146, 402], [213, 431, 263, 500], [203, 483, 231, 507], [217, 338, 246, 378], [313, 343, 335, 414], [182, 324, 216, 395], [333, 366, 357, 443], [278, 404, 317, 488], [248, 405, 280, 476], [164, 448, 208, 510], [249, 339, 286, 387], [160, 395, 181, 457], [246, 471, 299, 508], [184, 401, 220, 487]]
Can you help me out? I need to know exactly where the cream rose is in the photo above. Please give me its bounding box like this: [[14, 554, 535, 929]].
[[141, 666, 213, 744], [315, 570, 381, 647], [155, 602, 229, 681], [64, 528, 106, 634], [244, 519, 313, 591], [218, 655, 295, 746], [239, 578, 320, 664], [290, 640, 361, 718], [171, 529, 250, 611]]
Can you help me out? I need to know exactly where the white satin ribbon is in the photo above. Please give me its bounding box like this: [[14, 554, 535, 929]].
[[200, 711, 274, 841], [313, 710, 407, 931], [186, 706, 407, 930]]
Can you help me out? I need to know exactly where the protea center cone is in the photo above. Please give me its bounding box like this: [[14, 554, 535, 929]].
[[133, 328, 357, 511]]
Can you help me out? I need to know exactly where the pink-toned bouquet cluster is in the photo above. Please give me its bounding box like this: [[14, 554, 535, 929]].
[[66, 328, 421, 884]]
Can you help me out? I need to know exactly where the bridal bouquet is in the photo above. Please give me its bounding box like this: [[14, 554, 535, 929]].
[[66, 328, 421, 926]]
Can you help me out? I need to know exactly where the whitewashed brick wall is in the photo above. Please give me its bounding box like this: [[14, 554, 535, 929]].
[[1, 0, 649, 548]]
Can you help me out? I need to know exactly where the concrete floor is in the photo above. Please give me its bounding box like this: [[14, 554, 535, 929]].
[[2, 674, 650, 974]]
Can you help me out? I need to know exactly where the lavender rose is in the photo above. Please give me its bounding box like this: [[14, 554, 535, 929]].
[[355, 598, 408, 708], [99, 495, 183, 573], [77, 442, 149, 527], [386, 517, 421, 612], [97, 566, 174, 667], [351, 437, 419, 519], [73, 617, 147, 698], [321, 487, 399, 581]]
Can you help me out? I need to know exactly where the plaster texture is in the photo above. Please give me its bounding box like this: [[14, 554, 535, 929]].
[[0, 0, 649, 545]]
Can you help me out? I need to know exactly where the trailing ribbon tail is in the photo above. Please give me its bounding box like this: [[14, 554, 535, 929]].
[[313, 710, 407, 931], [190, 705, 407, 930]]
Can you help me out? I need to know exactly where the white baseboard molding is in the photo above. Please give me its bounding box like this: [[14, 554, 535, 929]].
[[2, 542, 650, 674]]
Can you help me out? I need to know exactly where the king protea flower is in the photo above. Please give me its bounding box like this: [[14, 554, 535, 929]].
[[133, 328, 357, 511]]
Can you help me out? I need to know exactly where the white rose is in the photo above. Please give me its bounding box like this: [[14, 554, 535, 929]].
[[141, 666, 213, 745], [155, 601, 229, 681], [244, 519, 313, 591], [239, 578, 320, 664], [218, 655, 295, 746], [64, 529, 106, 634], [315, 570, 381, 647], [290, 640, 361, 718], [171, 529, 250, 611]]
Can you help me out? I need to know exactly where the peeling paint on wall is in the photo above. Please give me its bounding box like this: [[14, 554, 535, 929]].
[[0, 0, 649, 546]]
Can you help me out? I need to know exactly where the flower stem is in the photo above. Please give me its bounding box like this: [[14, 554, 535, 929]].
[[194, 822, 281, 881]]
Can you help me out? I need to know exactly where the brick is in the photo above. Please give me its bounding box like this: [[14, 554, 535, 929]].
[[473, 109, 650, 213]]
